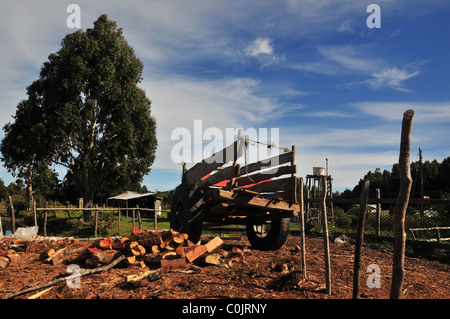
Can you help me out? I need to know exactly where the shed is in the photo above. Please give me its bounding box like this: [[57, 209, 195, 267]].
[[107, 191, 162, 217]]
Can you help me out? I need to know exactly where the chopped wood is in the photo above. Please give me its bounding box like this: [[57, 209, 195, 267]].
[[126, 269, 161, 283], [86, 249, 118, 268], [127, 255, 136, 265], [231, 247, 244, 258], [46, 248, 56, 259], [0, 256, 9, 269], [99, 238, 113, 249], [175, 245, 185, 257], [185, 245, 208, 263], [205, 236, 223, 252], [27, 286, 54, 299], [3, 255, 126, 300], [131, 244, 146, 256], [151, 245, 160, 253], [197, 253, 222, 266], [161, 258, 187, 270], [131, 226, 145, 235], [162, 252, 178, 260]]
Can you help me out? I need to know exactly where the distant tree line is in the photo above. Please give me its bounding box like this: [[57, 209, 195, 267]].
[[346, 157, 450, 199]]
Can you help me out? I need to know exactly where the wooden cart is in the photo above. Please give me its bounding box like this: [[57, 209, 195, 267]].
[[170, 133, 299, 250]]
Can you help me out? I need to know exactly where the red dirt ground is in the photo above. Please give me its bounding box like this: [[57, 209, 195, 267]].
[[0, 235, 448, 300]]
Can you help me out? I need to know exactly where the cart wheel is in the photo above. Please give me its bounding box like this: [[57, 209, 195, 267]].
[[246, 217, 290, 250], [170, 184, 203, 243]]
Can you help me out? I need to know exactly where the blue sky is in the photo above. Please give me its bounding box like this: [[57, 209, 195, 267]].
[[0, 0, 449, 193]]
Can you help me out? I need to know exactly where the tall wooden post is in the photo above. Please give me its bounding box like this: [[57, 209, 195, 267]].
[[376, 188, 381, 237], [353, 180, 370, 299], [299, 177, 307, 279], [319, 176, 331, 295], [9, 196, 16, 234], [390, 109, 414, 299], [33, 199, 37, 227], [137, 205, 142, 230], [94, 204, 99, 238], [117, 208, 121, 235], [43, 201, 48, 237]]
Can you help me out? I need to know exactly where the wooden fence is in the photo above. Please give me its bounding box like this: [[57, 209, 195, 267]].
[[2, 196, 168, 239]]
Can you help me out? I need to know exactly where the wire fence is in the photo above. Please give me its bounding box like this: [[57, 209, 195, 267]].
[[290, 197, 450, 243]]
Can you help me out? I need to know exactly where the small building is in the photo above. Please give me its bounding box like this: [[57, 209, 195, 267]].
[[107, 191, 162, 217]]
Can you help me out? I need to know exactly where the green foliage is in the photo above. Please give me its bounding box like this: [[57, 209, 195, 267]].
[[351, 157, 450, 199], [1, 14, 157, 205]]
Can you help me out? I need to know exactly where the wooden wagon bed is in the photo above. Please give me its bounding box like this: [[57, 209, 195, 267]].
[[170, 132, 299, 250]]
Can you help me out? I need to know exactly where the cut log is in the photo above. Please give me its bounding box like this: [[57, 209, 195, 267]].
[[126, 269, 161, 284], [161, 258, 187, 270], [185, 245, 208, 263], [197, 253, 222, 266], [0, 256, 9, 269], [127, 255, 136, 265], [3, 255, 126, 300], [205, 236, 223, 252], [162, 252, 178, 260], [175, 245, 185, 258], [86, 249, 118, 268], [151, 245, 160, 253], [99, 238, 113, 250]]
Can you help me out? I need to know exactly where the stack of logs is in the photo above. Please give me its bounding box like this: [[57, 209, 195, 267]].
[[43, 227, 230, 271]]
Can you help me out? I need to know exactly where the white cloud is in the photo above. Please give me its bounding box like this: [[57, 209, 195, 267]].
[[352, 101, 450, 123], [337, 20, 355, 34], [140, 75, 298, 171], [366, 67, 420, 91], [245, 37, 274, 57]]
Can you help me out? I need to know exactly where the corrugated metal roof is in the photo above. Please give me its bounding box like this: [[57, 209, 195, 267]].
[[107, 191, 156, 200]]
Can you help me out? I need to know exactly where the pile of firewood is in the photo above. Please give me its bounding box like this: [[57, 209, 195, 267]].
[[41, 227, 234, 272]]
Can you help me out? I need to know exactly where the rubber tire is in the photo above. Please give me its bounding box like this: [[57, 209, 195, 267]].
[[246, 217, 290, 251], [170, 185, 203, 243]]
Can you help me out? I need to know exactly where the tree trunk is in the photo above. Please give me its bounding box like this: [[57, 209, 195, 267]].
[[353, 180, 370, 299], [26, 164, 34, 211], [390, 109, 414, 299]]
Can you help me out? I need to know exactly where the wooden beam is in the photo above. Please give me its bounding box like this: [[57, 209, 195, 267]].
[[185, 136, 245, 185], [244, 176, 293, 199], [239, 151, 294, 176], [390, 109, 414, 299], [227, 165, 296, 188], [205, 188, 299, 214], [353, 180, 370, 299]]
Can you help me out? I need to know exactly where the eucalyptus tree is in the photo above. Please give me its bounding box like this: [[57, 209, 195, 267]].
[[1, 15, 157, 207]]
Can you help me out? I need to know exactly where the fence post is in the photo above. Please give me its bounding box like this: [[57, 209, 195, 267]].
[[319, 176, 331, 295], [44, 201, 48, 237], [132, 207, 136, 228], [78, 198, 83, 221], [94, 204, 98, 239], [353, 180, 370, 299], [137, 205, 142, 230], [299, 177, 307, 279], [0, 209, 3, 237], [376, 188, 381, 237], [390, 109, 414, 299], [9, 196, 16, 234], [33, 199, 37, 227], [154, 207, 158, 230], [117, 208, 121, 235]]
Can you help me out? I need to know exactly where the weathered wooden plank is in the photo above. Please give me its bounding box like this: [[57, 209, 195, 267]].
[[206, 188, 299, 214], [228, 165, 296, 188], [185, 137, 245, 185], [239, 151, 294, 176], [244, 176, 293, 197]]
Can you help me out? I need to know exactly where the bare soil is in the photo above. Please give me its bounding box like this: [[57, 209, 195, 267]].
[[0, 235, 448, 300]]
